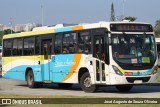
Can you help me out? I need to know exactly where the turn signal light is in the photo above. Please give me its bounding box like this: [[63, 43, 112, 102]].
[[125, 72, 133, 76]]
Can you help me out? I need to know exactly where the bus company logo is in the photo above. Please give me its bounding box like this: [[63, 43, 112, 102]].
[[2, 99, 12, 104], [54, 58, 76, 67], [137, 71, 140, 75]]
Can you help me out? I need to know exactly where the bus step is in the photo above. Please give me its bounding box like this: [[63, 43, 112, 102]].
[[43, 81, 52, 84]]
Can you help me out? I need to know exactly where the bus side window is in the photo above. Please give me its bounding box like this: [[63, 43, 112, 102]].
[[17, 39, 23, 55], [157, 44, 160, 57], [63, 33, 77, 53], [12, 38, 23, 56], [54, 34, 62, 54], [35, 36, 41, 55], [78, 31, 91, 53], [3, 39, 12, 56], [23, 37, 35, 55]]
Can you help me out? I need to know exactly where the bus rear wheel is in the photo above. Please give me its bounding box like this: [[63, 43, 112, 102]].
[[80, 72, 97, 93], [58, 83, 73, 89], [26, 70, 43, 88], [116, 85, 133, 92]]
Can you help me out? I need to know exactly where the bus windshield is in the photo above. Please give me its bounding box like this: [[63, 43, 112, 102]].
[[112, 34, 156, 69]]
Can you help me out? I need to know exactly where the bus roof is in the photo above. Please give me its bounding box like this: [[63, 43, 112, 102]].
[[3, 21, 152, 39]]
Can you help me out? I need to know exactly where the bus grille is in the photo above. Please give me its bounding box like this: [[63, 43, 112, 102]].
[[126, 77, 151, 83]]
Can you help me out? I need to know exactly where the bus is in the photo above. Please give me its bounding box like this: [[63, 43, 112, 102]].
[[2, 21, 158, 93], [0, 46, 2, 56], [155, 38, 160, 67], [0, 46, 2, 73]]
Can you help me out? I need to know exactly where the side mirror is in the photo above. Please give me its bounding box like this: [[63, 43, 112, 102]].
[[109, 37, 112, 45], [104, 30, 112, 45]]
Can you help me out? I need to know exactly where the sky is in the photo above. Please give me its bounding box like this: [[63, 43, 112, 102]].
[[0, 0, 160, 26]]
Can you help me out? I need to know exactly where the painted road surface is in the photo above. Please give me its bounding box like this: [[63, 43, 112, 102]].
[[0, 78, 160, 98]]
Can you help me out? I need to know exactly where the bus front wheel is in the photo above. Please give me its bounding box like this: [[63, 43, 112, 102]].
[[116, 85, 133, 92], [26, 70, 43, 88], [80, 72, 97, 93]]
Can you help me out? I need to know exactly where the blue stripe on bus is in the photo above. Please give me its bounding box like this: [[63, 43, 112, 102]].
[[3, 66, 153, 82], [54, 27, 72, 33], [51, 54, 74, 82], [3, 65, 43, 81], [132, 68, 153, 76], [3, 54, 75, 82]]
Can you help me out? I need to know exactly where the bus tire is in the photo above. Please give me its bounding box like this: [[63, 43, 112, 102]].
[[116, 85, 133, 92], [80, 72, 97, 93], [58, 83, 73, 89], [26, 70, 43, 88]]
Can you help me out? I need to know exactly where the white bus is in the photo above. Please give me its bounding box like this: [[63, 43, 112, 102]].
[[2, 21, 158, 92]]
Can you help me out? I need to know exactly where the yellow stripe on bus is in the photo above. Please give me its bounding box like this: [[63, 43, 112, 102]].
[[3, 55, 44, 66], [3, 29, 54, 39]]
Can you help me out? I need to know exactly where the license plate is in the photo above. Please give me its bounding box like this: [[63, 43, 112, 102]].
[[134, 80, 142, 83]]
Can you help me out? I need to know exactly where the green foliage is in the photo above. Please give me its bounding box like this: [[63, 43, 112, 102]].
[[154, 19, 160, 37], [3, 29, 14, 35], [110, 2, 115, 21], [0, 36, 3, 45], [124, 16, 137, 21], [0, 29, 14, 45]]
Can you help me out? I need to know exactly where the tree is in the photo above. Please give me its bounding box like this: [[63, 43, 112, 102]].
[[154, 19, 160, 37], [0, 29, 14, 45], [124, 16, 137, 21], [0, 31, 3, 36], [110, 2, 115, 21], [3, 29, 14, 35]]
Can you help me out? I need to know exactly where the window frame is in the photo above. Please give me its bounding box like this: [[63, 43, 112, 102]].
[[3, 39, 12, 57], [62, 32, 78, 54], [23, 36, 35, 56], [12, 37, 23, 56], [54, 33, 63, 54], [77, 29, 92, 54]]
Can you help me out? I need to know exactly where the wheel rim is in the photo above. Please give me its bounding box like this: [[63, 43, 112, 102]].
[[84, 77, 92, 88], [28, 74, 33, 85]]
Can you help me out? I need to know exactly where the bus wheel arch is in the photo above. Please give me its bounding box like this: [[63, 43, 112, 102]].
[[25, 67, 32, 81], [78, 68, 97, 93], [78, 68, 89, 83], [25, 67, 43, 88]]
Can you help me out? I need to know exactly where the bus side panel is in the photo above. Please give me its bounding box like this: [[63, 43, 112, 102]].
[[60, 54, 83, 83], [50, 54, 82, 83], [3, 56, 25, 80], [55, 54, 94, 84], [50, 54, 75, 82], [33, 55, 43, 82], [3, 56, 43, 81], [2, 57, 12, 78]]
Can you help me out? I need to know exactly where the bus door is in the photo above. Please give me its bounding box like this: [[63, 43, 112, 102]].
[[93, 35, 106, 83], [42, 40, 52, 81]]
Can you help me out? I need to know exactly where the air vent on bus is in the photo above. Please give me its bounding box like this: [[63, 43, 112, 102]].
[[126, 77, 150, 83]]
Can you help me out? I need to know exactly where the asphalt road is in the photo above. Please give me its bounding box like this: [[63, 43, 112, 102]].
[[0, 77, 160, 98]]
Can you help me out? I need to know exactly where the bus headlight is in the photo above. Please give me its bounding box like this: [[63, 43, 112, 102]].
[[112, 65, 123, 76]]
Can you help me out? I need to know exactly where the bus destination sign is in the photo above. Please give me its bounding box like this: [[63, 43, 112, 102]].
[[110, 24, 153, 32]]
